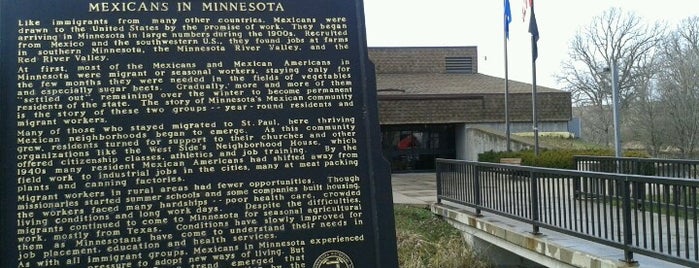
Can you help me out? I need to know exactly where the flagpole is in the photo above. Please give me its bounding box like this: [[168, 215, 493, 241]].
[[504, 0, 511, 151], [531, 40, 539, 156], [529, 0, 540, 156]]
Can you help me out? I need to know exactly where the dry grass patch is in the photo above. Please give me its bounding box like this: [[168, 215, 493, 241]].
[[394, 205, 492, 268]]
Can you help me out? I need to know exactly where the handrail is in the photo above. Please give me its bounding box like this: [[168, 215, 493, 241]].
[[436, 158, 699, 267], [574, 155, 699, 179]]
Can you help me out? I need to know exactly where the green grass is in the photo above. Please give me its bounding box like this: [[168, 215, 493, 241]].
[[394, 205, 492, 268]]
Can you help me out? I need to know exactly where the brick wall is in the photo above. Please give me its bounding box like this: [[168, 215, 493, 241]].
[[369, 46, 571, 126]]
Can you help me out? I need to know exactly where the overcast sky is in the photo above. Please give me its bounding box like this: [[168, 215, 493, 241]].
[[363, 0, 699, 89]]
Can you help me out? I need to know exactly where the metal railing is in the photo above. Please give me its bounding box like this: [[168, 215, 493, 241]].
[[436, 159, 699, 267], [574, 155, 699, 179], [574, 156, 699, 205]]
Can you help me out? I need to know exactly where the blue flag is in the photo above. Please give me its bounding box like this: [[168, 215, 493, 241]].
[[505, 0, 512, 39]]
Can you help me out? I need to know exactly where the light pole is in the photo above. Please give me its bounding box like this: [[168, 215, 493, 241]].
[[611, 62, 622, 158], [601, 63, 622, 158]]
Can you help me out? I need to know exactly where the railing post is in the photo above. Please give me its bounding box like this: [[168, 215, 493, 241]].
[[573, 157, 581, 199], [530, 170, 541, 235], [436, 160, 442, 204], [473, 164, 482, 217], [621, 176, 637, 264], [632, 159, 644, 205]]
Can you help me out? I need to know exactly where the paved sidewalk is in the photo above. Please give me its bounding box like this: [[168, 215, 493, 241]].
[[391, 172, 437, 206]]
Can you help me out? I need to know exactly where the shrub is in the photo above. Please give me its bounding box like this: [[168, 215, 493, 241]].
[[478, 149, 649, 170]]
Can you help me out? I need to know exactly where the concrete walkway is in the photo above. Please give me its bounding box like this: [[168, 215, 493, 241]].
[[391, 172, 437, 206]]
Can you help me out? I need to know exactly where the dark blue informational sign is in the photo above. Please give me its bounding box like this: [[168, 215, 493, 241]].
[[0, 1, 397, 267]]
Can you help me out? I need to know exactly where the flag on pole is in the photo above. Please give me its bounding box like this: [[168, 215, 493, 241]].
[[525, 0, 541, 156], [504, 0, 512, 150], [528, 0, 539, 60], [521, 0, 529, 22], [505, 0, 512, 39]]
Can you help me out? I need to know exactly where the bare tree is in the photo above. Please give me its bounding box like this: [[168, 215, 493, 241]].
[[657, 16, 699, 158], [573, 105, 613, 145], [628, 72, 666, 156], [557, 8, 665, 146]]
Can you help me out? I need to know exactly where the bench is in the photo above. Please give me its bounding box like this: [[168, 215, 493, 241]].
[[499, 158, 522, 165], [498, 158, 525, 179]]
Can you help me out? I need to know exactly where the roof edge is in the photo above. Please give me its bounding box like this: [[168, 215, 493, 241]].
[[368, 45, 478, 49]]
